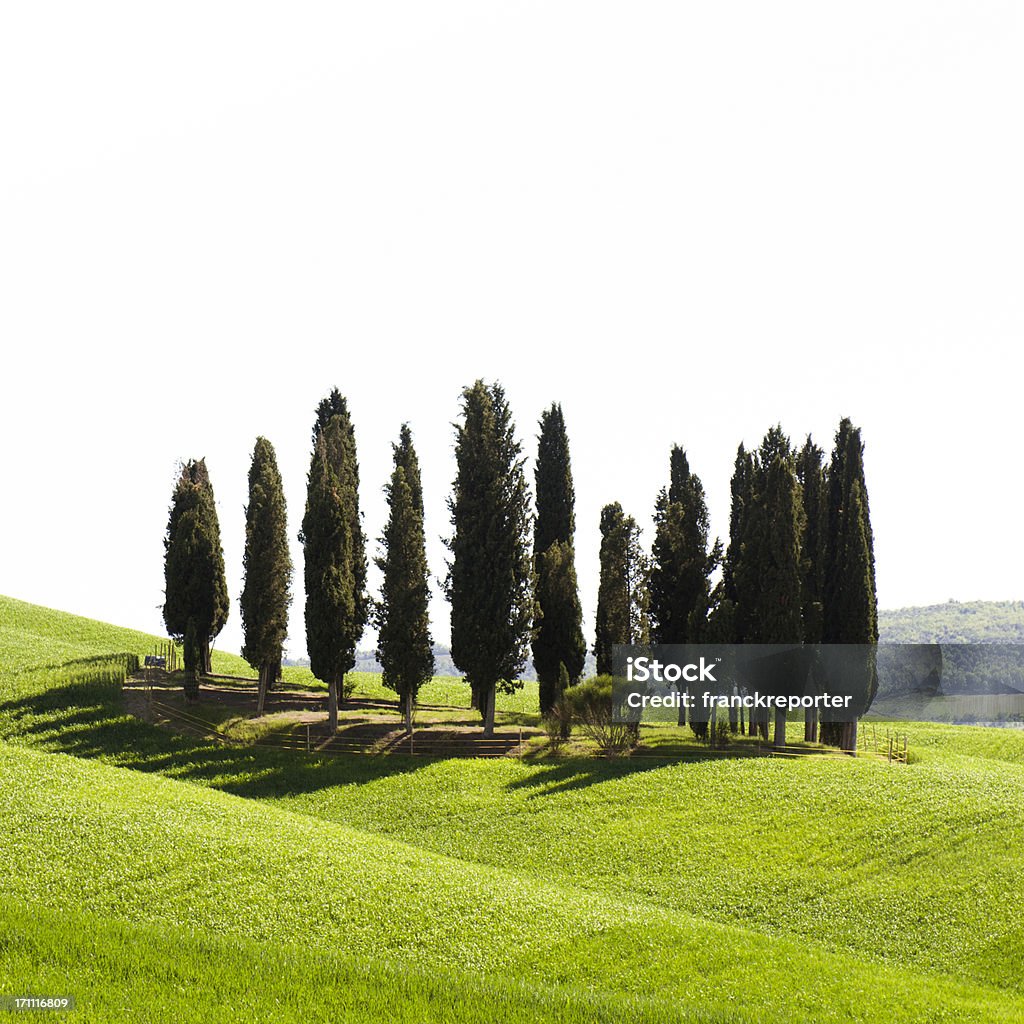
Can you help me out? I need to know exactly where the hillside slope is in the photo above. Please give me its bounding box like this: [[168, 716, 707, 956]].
[[2, 598, 1024, 1021], [879, 600, 1024, 644], [2, 740, 1023, 1024], [0, 594, 250, 675]]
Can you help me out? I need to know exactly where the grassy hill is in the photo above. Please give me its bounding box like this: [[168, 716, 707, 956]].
[[2, 597, 1024, 1021], [879, 600, 1024, 644], [0, 595, 252, 676]]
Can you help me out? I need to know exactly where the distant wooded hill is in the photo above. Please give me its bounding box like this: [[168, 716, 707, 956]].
[[281, 601, 1024, 680], [878, 600, 1024, 645]]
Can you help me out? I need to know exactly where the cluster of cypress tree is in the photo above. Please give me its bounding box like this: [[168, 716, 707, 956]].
[[592, 418, 875, 752], [163, 383, 874, 751], [162, 390, 435, 732], [720, 420, 875, 749]]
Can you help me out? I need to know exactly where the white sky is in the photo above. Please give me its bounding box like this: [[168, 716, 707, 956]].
[[1, 2, 1021, 661]]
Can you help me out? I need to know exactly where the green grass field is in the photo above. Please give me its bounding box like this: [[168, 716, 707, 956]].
[[2, 596, 1023, 1022]]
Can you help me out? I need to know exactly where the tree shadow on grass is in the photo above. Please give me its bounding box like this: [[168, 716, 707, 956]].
[[506, 755, 677, 797], [508, 742, 764, 797], [0, 672, 434, 801]]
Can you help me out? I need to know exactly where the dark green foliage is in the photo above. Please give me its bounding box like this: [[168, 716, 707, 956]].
[[240, 438, 292, 714], [301, 395, 368, 730], [723, 444, 754, 612], [594, 503, 649, 676], [821, 418, 878, 748], [649, 446, 719, 644], [533, 541, 585, 713], [823, 418, 878, 645], [731, 429, 804, 646], [375, 427, 434, 733], [311, 388, 349, 444], [533, 403, 575, 553], [162, 459, 229, 676], [532, 404, 586, 714], [392, 422, 424, 516], [445, 381, 533, 736], [727, 429, 805, 744], [796, 438, 826, 644]]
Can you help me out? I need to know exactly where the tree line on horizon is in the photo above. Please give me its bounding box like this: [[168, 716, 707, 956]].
[[161, 381, 875, 747]]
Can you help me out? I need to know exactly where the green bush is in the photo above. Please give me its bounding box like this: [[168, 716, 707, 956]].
[[560, 676, 637, 756]]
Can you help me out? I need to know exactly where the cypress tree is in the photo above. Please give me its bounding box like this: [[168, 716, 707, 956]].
[[649, 445, 718, 643], [821, 418, 878, 750], [534, 540, 586, 713], [648, 446, 719, 732], [594, 502, 649, 676], [732, 428, 805, 744], [796, 437, 826, 741], [723, 444, 754, 634], [392, 422, 423, 516], [163, 458, 229, 679], [375, 427, 434, 733], [445, 381, 533, 737], [301, 394, 368, 732], [240, 437, 292, 716], [534, 403, 574, 553], [532, 403, 586, 715]]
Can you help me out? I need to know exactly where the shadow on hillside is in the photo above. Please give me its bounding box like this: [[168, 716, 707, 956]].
[[507, 753, 706, 797], [0, 673, 435, 799]]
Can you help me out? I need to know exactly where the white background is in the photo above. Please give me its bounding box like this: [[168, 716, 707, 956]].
[[1, 2, 1021, 659]]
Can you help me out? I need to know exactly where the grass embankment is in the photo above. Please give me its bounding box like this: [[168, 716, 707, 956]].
[[2, 739, 1023, 1024], [2, 596, 1024, 1021]]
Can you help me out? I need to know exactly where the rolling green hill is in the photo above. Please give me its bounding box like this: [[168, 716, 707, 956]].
[[0, 595, 251, 676], [2, 597, 1024, 1021]]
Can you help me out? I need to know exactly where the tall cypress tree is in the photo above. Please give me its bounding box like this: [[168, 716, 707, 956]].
[[594, 502, 649, 676], [376, 427, 434, 733], [301, 394, 368, 732], [392, 422, 423, 517], [648, 446, 719, 732], [163, 458, 229, 679], [821, 418, 877, 751], [723, 444, 753, 634], [731, 428, 805, 743], [445, 381, 533, 737], [240, 437, 292, 715], [649, 445, 718, 644], [532, 403, 586, 715], [796, 437, 826, 741]]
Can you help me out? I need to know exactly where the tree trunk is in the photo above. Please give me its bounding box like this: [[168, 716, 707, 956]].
[[404, 691, 413, 734], [773, 708, 787, 748], [804, 708, 818, 743], [729, 689, 738, 734], [470, 680, 480, 712], [482, 685, 496, 738], [739, 702, 746, 736], [676, 687, 687, 727], [328, 675, 340, 733], [202, 639, 212, 676], [841, 719, 858, 754], [256, 661, 271, 716]]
